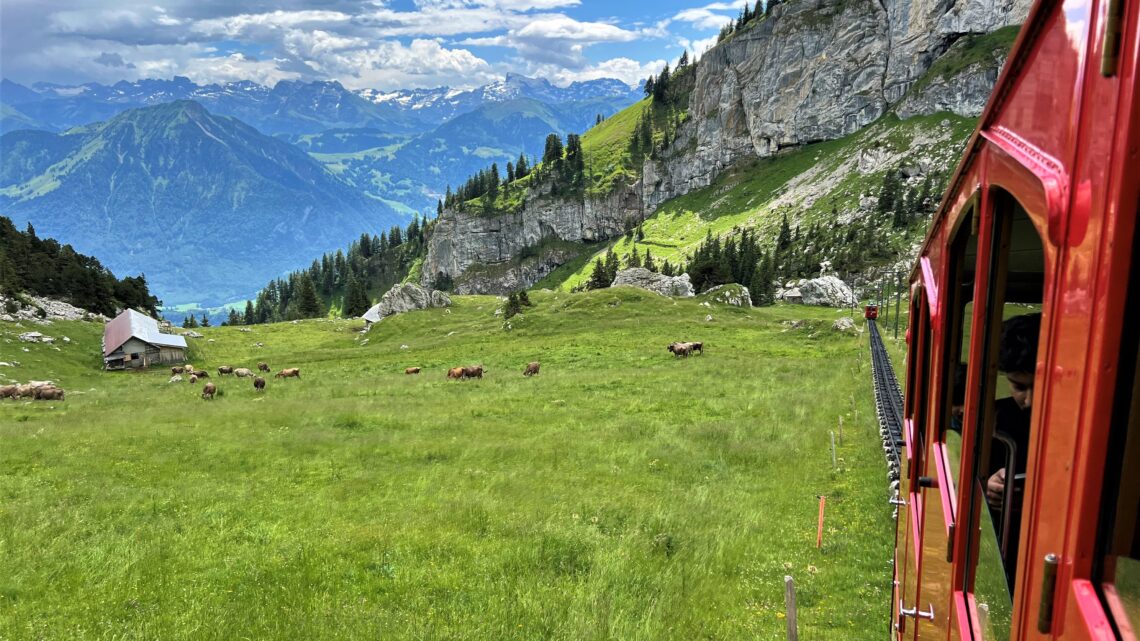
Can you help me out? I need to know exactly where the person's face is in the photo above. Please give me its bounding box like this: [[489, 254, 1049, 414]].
[[1007, 371, 1034, 410]]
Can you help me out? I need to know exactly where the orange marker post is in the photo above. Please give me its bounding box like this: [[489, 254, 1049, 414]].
[[816, 495, 826, 549]]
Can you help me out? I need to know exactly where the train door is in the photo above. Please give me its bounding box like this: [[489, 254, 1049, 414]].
[[896, 286, 932, 640]]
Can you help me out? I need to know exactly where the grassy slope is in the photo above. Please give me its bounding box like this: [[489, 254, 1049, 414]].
[[1, 292, 891, 640], [554, 113, 977, 291]]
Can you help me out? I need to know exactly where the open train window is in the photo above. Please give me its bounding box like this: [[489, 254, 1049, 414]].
[[1096, 199, 1140, 637], [940, 200, 978, 510], [905, 287, 932, 483], [963, 190, 1045, 640]]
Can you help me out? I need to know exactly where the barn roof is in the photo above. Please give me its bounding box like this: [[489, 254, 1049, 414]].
[[103, 309, 187, 357]]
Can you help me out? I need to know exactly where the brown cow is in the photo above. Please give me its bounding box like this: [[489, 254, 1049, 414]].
[[15, 384, 37, 398], [667, 342, 693, 358], [171, 365, 186, 375], [193, 370, 209, 378], [253, 376, 266, 392], [201, 382, 217, 400], [257, 362, 270, 372], [275, 368, 301, 379], [689, 341, 704, 355], [405, 367, 421, 375], [447, 367, 465, 379], [234, 368, 253, 378], [190, 374, 198, 384], [33, 385, 64, 401], [463, 365, 484, 379], [218, 366, 234, 376], [0, 384, 18, 399], [523, 362, 540, 377]]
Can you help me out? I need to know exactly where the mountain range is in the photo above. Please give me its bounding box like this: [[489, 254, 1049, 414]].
[[1, 100, 395, 306], [0, 74, 644, 306]]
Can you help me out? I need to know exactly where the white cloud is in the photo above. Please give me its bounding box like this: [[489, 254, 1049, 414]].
[[180, 53, 303, 86], [672, 8, 733, 31], [192, 10, 352, 39], [678, 35, 720, 56], [324, 39, 497, 90], [532, 56, 664, 88]]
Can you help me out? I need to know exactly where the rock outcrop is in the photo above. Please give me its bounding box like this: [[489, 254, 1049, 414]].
[[611, 268, 695, 297], [778, 276, 857, 307], [700, 284, 752, 307], [0, 294, 107, 324], [364, 283, 452, 322], [422, 0, 1031, 292]]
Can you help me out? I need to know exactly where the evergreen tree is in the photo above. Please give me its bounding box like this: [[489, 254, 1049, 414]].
[[506, 161, 515, 183], [629, 246, 642, 269], [200, 314, 210, 327], [644, 248, 656, 272], [678, 50, 690, 67], [777, 212, 792, 251], [604, 249, 620, 282], [293, 275, 322, 318], [226, 309, 242, 326], [636, 224, 645, 242], [542, 134, 564, 165], [244, 300, 255, 325], [643, 76, 655, 98], [653, 64, 671, 101], [587, 258, 610, 290]]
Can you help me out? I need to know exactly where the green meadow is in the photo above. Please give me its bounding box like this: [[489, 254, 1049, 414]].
[[0, 291, 893, 640]]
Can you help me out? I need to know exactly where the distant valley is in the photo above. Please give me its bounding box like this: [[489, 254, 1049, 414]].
[[0, 75, 643, 306]]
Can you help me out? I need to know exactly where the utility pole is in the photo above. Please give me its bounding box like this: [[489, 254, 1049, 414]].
[[894, 271, 903, 340]]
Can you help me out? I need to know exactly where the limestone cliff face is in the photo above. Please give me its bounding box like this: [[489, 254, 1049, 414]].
[[420, 184, 642, 293], [426, 0, 1031, 294]]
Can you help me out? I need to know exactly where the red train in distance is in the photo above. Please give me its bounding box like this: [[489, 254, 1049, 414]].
[[893, 0, 1140, 640], [866, 304, 881, 320]]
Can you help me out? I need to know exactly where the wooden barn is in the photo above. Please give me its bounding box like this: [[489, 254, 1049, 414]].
[[102, 309, 187, 370]]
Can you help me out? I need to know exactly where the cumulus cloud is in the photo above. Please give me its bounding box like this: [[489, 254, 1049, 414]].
[[3, 0, 705, 90]]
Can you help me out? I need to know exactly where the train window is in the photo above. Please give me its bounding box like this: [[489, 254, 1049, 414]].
[[940, 204, 977, 496], [964, 191, 1045, 641], [1097, 204, 1140, 636]]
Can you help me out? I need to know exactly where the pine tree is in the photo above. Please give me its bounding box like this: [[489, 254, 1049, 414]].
[[200, 314, 210, 327], [678, 50, 690, 67], [506, 161, 515, 183], [644, 248, 656, 272], [777, 212, 792, 251], [244, 300, 255, 325], [587, 258, 609, 290], [643, 76, 655, 98], [226, 309, 242, 326], [294, 275, 322, 318], [604, 249, 620, 282], [543, 134, 564, 165], [636, 224, 645, 242], [629, 246, 642, 269]]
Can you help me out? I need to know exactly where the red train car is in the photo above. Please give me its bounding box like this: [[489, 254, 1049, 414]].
[[867, 304, 881, 320], [893, 0, 1140, 640]]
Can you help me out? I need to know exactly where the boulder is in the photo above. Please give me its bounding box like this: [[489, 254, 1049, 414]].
[[364, 283, 452, 322], [700, 284, 752, 307], [833, 317, 857, 332], [611, 268, 695, 297], [778, 276, 856, 307]]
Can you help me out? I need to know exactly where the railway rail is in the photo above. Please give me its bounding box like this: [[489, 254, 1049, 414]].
[[868, 319, 903, 481]]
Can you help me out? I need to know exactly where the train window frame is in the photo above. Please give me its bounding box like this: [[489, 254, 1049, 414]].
[[1094, 195, 1140, 637], [905, 286, 932, 487], [960, 189, 1046, 640], [937, 197, 979, 526]]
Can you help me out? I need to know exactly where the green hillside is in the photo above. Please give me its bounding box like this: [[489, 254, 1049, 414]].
[[541, 112, 977, 291], [1, 291, 894, 640]]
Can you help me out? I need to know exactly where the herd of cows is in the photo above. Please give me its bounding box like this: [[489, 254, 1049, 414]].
[[0, 340, 703, 404], [167, 363, 300, 399]]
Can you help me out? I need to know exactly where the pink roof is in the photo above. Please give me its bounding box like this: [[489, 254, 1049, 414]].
[[103, 309, 187, 357]]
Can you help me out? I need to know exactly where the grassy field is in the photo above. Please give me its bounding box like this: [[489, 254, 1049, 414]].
[[0, 291, 893, 640]]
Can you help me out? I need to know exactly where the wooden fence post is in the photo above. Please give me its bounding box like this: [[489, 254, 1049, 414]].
[[785, 575, 799, 641], [816, 496, 826, 549]]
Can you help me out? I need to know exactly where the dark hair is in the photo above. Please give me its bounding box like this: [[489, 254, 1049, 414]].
[[998, 313, 1042, 374], [953, 363, 968, 405]]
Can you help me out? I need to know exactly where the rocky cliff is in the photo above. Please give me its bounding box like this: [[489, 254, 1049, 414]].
[[424, 0, 1031, 294]]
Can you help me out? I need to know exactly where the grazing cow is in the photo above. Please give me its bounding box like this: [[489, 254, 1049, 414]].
[[447, 367, 465, 379], [463, 365, 484, 379], [523, 362, 540, 377], [15, 384, 36, 398], [169, 375, 183, 384], [234, 368, 253, 378], [193, 370, 209, 378], [689, 341, 704, 355], [201, 382, 217, 400], [253, 376, 266, 392], [257, 362, 270, 372], [33, 386, 64, 401], [667, 342, 693, 358], [405, 367, 421, 375], [218, 366, 234, 376], [190, 375, 198, 384], [171, 365, 185, 375], [0, 384, 17, 399], [275, 368, 301, 379]]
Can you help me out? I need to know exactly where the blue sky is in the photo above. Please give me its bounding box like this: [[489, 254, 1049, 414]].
[[0, 0, 753, 90]]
